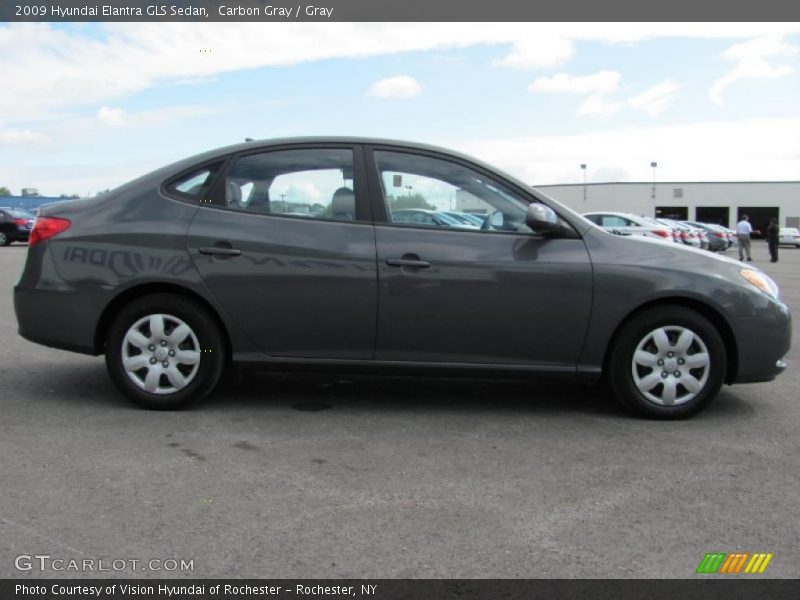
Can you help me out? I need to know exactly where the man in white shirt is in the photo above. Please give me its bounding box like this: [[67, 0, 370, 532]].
[[736, 214, 759, 261]]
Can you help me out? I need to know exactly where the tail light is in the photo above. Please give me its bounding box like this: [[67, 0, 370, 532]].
[[714, 232, 724, 238], [653, 229, 670, 238], [29, 217, 71, 246], [680, 231, 688, 239], [14, 218, 27, 226]]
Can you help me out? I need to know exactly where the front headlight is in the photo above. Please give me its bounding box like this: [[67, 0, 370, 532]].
[[740, 268, 780, 299]]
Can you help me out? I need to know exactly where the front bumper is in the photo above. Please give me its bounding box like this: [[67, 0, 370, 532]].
[[729, 300, 792, 383]]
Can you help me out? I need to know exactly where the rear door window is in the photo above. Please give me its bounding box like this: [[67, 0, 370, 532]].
[[221, 148, 359, 222]]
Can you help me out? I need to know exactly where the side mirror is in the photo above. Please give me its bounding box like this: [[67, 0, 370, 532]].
[[526, 204, 560, 234]]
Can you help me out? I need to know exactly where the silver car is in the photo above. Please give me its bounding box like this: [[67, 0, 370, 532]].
[[583, 212, 674, 242]]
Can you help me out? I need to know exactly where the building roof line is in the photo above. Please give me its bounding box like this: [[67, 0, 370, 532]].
[[535, 180, 800, 187]]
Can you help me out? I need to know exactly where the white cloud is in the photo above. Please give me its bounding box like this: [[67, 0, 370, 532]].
[[366, 75, 421, 99], [452, 117, 800, 185], [629, 80, 683, 115], [529, 70, 621, 94], [3, 23, 800, 127], [709, 36, 798, 106], [529, 71, 622, 117], [578, 95, 623, 117], [0, 128, 50, 148], [97, 106, 127, 127], [494, 35, 574, 69]]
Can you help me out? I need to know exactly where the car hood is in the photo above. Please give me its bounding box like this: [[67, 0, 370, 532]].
[[594, 227, 753, 274]]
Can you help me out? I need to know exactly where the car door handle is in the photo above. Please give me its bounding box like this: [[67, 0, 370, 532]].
[[386, 258, 430, 268], [199, 246, 242, 257]]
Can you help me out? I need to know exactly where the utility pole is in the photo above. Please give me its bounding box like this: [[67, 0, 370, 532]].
[[580, 164, 587, 201], [651, 161, 658, 199]]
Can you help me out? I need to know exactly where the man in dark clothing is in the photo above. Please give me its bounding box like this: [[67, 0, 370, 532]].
[[767, 217, 779, 263]]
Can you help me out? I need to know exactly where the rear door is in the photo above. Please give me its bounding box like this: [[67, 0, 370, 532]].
[[185, 144, 378, 359]]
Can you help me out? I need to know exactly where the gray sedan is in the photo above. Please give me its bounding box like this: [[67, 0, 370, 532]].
[[14, 137, 791, 419]]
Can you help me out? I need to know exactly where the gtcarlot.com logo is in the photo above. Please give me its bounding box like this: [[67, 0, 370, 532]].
[[14, 554, 194, 573], [696, 552, 773, 574]]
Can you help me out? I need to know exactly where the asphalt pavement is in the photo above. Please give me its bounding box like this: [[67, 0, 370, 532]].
[[0, 241, 798, 578]]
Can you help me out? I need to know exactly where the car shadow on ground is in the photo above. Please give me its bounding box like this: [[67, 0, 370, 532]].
[[15, 361, 757, 421]]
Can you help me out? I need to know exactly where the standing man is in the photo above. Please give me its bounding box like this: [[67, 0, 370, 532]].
[[766, 217, 780, 263], [736, 214, 759, 262]]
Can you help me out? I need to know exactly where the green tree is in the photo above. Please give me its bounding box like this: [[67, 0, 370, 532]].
[[388, 192, 435, 211], [0, 186, 10, 196]]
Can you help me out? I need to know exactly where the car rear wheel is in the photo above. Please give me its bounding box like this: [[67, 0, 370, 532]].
[[106, 294, 225, 410], [0, 231, 10, 246], [608, 306, 726, 419]]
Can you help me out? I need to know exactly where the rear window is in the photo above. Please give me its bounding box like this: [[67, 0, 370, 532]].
[[8, 209, 33, 218], [164, 163, 223, 200]]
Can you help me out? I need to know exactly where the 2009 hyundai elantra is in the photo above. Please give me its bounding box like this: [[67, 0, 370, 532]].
[[14, 138, 791, 418]]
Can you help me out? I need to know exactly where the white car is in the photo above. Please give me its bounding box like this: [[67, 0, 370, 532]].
[[583, 212, 673, 241], [779, 227, 800, 247]]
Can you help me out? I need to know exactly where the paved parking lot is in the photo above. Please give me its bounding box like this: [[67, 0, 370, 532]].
[[1, 241, 798, 578]]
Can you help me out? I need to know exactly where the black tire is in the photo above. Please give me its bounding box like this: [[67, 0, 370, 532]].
[[105, 293, 226, 410], [607, 306, 727, 419], [0, 231, 10, 246]]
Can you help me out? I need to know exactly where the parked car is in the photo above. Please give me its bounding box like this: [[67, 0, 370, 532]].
[[391, 209, 463, 228], [582, 212, 673, 241], [779, 227, 800, 248], [442, 210, 484, 229], [722, 226, 737, 248], [683, 221, 729, 252], [652, 218, 705, 249], [14, 138, 791, 419], [0, 208, 35, 246]]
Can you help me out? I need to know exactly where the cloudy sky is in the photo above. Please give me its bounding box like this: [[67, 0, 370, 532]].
[[1, 22, 799, 196]]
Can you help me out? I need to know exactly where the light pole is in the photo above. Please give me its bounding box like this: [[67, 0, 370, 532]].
[[650, 161, 658, 199], [580, 163, 587, 201], [405, 185, 413, 198]]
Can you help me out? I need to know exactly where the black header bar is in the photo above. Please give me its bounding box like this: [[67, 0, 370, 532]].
[[2, 0, 800, 22], [3, 579, 800, 600]]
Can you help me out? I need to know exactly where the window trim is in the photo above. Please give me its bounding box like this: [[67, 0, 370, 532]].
[[203, 143, 373, 224], [161, 159, 228, 204], [365, 144, 578, 238]]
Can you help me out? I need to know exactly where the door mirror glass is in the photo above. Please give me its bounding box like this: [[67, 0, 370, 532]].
[[526, 204, 560, 233]]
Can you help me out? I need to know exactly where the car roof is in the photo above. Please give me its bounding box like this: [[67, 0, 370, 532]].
[[180, 136, 497, 170]]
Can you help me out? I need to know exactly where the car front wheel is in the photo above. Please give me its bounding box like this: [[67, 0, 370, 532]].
[[608, 306, 727, 419], [106, 293, 225, 410]]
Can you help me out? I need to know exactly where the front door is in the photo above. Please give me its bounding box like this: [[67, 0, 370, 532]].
[[368, 148, 593, 367], [187, 146, 377, 359]]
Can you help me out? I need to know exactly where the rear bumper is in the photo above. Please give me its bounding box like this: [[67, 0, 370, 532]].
[[14, 240, 106, 355], [15, 284, 103, 355]]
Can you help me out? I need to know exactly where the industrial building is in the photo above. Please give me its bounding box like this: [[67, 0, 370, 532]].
[[0, 194, 74, 212], [535, 181, 800, 236]]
